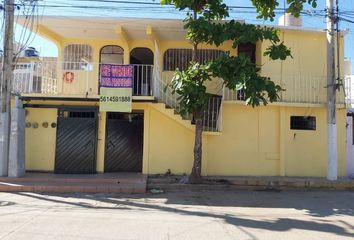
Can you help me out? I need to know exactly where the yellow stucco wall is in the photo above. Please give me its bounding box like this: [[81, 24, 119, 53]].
[[147, 106, 194, 174], [24, 101, 102, 172], [206, 104, 280, 176], [284, 107, 327, 176], [280, 107, 346, 177], [25, 108, 57, 171], [24, 101, 347, 177], [96, 111, 106, 173], [24, 101, 199, 175]]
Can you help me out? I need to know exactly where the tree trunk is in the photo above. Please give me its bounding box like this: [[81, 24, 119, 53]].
[[188, 9, 203, 184], [189, 110, 203, 184]]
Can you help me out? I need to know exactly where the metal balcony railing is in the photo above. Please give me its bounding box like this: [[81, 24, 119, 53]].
[[10, 61, 352, 105], [11, 61, 155, 97], [12, 61, 58, 94], [223, 74, 351, 105], [345, 75, 354, 107]]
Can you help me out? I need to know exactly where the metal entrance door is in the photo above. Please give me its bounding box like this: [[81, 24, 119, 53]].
[[55, 108, 98, 174], [105, 112, 143, 172]]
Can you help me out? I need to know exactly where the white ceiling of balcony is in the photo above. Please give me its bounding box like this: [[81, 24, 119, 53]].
[[16, 16, 188, 41], [16, 16, 323, 43]]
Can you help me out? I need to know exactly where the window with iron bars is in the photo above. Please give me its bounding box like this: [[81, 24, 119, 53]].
[[163, 48, 224, 71], [164, 45, 256, 101], [63, 44, 93, 71], [59, 111, 96, 119]]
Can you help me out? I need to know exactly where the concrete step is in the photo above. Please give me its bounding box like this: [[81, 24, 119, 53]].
[[0, 182, 146, 193], [0, 173, 147, 193], [0, 173, 146, 184]]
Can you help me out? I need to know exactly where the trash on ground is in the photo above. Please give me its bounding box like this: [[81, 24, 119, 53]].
[[150, 188, 164, 194]]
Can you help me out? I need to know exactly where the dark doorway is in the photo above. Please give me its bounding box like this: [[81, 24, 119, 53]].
[[237, 43, 256, 100], [130, 48, 154, 96], [130, 47, 153, 65], [105, 112, 144, 172], [55, 108, 98, 174], [238, 42, 256, 64]]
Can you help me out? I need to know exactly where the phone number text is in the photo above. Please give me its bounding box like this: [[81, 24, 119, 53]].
[[100, 96, 131, 103]]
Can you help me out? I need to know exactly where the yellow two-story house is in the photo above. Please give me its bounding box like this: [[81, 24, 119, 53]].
[[14, 16, 349, 177]]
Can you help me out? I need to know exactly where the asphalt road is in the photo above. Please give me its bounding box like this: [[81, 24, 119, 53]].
[[0, 190, 353, 240]]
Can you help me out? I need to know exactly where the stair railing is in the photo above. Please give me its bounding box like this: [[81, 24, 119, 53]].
[[157, 75, 222, 132]]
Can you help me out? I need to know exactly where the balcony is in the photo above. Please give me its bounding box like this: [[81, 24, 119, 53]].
[[7, 61, 354, 134], [12, 61, 155, 100], [10, 61, 352, 106]]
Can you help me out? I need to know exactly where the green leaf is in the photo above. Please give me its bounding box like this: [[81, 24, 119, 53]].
[[264, 42, 292, 60]]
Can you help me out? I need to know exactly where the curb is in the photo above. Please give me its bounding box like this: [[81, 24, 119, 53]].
[[147, 176, 354, 191]]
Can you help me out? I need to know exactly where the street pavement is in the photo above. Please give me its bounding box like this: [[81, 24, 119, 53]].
[[0, 189, 353, 240]]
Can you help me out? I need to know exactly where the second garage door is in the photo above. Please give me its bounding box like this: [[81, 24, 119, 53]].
[[105, 112, 143, 172]]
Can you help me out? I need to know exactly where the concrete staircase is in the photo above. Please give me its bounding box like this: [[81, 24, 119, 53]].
[[151, 102, 195, 131], [151, 99, 223, 134]]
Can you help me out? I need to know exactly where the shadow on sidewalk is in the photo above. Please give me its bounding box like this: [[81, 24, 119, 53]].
[[8, 190, 354, 238]]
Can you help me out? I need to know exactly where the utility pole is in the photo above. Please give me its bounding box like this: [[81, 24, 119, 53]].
[[0, 0, 14, 177], [326, 0, 338, 181]]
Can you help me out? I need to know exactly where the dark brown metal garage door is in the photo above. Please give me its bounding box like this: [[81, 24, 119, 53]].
[[55, 108, 98, 174], [105, 112, 143, 172]]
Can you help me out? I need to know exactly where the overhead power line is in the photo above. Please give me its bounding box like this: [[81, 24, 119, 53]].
[[340, 16, 354, 24], [9, 0, 327, 13], [9, 0, 354, 29], [71, 0, 169, 6]]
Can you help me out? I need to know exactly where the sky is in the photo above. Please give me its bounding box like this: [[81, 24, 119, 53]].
[[3, 0, 354, 70]]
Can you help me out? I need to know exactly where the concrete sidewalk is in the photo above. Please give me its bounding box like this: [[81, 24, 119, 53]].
[[0, 190, 353, 239], [1, 173, 353, 194]]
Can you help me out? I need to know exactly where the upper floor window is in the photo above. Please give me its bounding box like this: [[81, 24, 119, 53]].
[[63, 44, 93, 70], [163, 48, 224, 71], [238, 43, 256, 64], [100, 45, 124, 64]]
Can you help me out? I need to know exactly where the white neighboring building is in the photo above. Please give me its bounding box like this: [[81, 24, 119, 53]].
[[345, 59, 354, 178], [348, 110, 354, 178], [345, 59, 354, 107]]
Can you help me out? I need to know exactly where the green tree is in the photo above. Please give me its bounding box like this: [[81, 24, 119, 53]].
[[161, 0, 317, 183]]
